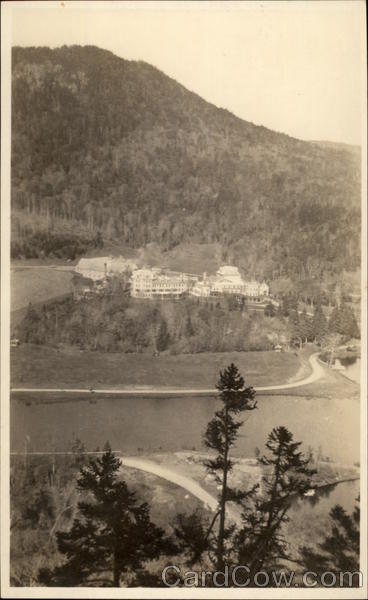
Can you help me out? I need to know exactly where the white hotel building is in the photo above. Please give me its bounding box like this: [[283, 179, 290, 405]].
[[190, 266, 269, 298], [75, 258, 269, 300], [131, 268, 192, 299]]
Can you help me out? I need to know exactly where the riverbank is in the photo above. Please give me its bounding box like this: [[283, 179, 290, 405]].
[[11, 449, 358, 530], [120, 451, 359, 505]]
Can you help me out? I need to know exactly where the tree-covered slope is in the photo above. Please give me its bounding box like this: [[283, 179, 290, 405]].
[[11, 45, 361, 280]]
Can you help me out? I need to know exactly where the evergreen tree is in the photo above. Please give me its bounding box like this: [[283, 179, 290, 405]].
[[184, 314, 195, 338], [94, 230, 104, 248], [203, 363, 257, 570], [38, 448, 169, 586], [328, 305, 341, 335], [236, 426, 315, 575], [298, 309, 313, 344], [328, 302, 359, 338], [338, 303, 360, 338], [300, 500, 360, 585], [22, 302, 41, 344], [173, 510, 212, 567], [156, 318, 170, 352], [311, 303, 328, 343]]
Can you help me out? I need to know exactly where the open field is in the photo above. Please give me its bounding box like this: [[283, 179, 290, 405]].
[[11, 344, 301, 388], [10, 353, 324, 398]]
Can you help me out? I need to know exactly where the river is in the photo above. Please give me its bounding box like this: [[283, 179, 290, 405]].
[[11, 391, 360, 463], [11, 391, 360, 551]]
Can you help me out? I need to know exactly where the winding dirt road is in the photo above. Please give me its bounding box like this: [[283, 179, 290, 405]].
[[256, 352, 325, 391], [121, 457, 218, 513]]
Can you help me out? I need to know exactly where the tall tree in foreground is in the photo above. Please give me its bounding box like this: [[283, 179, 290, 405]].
[[236, 426, 315, 575], [204, 363, 257, 571], [39, 447, 169, 586]]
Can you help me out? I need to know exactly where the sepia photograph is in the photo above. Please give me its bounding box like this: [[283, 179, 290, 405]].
[[1, 1, 367, 597]]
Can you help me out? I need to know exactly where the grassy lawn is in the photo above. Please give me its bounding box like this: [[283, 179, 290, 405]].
[[11, 344, 301, 388]]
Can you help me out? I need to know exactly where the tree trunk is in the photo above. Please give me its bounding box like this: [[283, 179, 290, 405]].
[[254, 444, 282, 572], [217, 406, 229, 571]]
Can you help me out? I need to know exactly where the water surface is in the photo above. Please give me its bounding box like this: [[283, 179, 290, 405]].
[[11, 393, 360, 464]]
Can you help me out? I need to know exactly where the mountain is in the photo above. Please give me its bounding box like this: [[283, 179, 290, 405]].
[[11, 45, 361, 284]]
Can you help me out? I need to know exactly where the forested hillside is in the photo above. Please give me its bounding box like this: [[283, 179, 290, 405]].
[[12, 45, 361, 282]]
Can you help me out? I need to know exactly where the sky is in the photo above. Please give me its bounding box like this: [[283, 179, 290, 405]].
[[6, 0, 366, 145]]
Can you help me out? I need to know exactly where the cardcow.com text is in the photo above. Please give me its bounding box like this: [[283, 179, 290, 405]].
[[162, 565, 363, 588]]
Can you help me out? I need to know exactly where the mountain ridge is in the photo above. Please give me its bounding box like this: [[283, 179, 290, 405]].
[[11, 45, 361, 286]]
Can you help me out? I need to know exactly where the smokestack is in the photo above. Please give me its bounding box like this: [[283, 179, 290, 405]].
[[203, 271, 207, 281], [104, 262, 107, 279]]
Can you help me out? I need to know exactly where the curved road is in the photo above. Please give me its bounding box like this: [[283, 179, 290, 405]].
[[11, 352, 325, 396], [121, 457, 218, 513], [121, 457, 240, 523], [256, 352, 325, 391]]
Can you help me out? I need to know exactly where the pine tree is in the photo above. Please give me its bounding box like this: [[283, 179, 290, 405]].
[[156, 318, 170, 352], [173, 510, 212, 567], [184, 314, 195, 338], [38, 447, 169, 586], [236, 426, 315, 574], [289, 310, 302, 348], [311, 303, 328, 343], [21, 302, 41, 343], [328, 305, 341, 335], [300, 500, 360, 584], [94, 230, 104, 248], [327, 302, 359, 338], [338, 303, 360, 338], [298, 309, 313, 345], [204, 363, 257, 571]]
